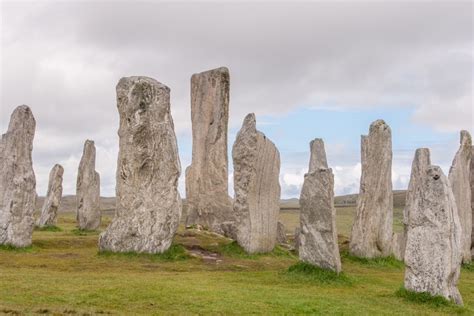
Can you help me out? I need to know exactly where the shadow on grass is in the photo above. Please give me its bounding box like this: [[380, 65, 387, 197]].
[[0, 244, 36, 253], [283, 261, 353, 285], [341, 250, 404, 269], [98, 244, 190, 262], [35, 225, 62, 232], [395, 287, 463, 310], [215, 241, 296, 259], [71, 228, 100, 236]]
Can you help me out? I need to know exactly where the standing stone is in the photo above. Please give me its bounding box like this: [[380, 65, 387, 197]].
[[76, 140, 101, 230], [276, 221, 287, 244], [393, 148, 431, 261], [350, 120, 393, 258], [294, 227, 301, 251], [37, 164, 64, 227], [404, 160, 463, 305], [99, 76, 182, 254], [0, 105, 36, 247], [448, 130, 472, 264], [185, 67, 232, 234], [299, 139, 341, 273], [471, 146, 474, 258], [232, 113, 281, 253]]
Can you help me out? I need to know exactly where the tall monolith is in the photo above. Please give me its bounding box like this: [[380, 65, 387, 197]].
[[299, 139, 341, 273], [76, 140, 101, 230], [185, 67, 232, 234], [99, 76, 182, 254], [404, 161, 463, 305], [0, 105, 36, 247], [448, 130, 472, 263], [350, 119, 393, 258], [232, 113, 281, 254], [37, 164, 64, 227]]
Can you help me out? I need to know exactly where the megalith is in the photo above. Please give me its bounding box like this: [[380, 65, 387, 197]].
[[448, 130, 472, 264], [37, 164, 64, 227], [0, 105, 36, 247], [350, 119, 393, 258], [276, 221, 287, 244], [99, 76, 182, 254], [404, 159, 463, 305], [76, 140, 101, 230], [185, 67, 232, 234], [232, 113, 281, 253], [299, 139, 341, 273]]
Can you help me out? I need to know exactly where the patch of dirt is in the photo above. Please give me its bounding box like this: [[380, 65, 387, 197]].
[[184, 245, 222, 264]]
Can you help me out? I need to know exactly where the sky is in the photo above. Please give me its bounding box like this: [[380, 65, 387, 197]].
[[1, 0, 473, 198]]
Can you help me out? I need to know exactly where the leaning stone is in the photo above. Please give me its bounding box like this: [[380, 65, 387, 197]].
[[0, 105, 37, 247], [76, 140, 101, 230], [232, 113, 281, 253], [276, 221, 287, 244], [299, 138, 341, 273], [37, 164, 64, 227], [448, 130, 472, 264], [185, 67, 233, 234], [350, 120, 393, 258], [404, 162, 463, 305], [99, 76, 182, 254]]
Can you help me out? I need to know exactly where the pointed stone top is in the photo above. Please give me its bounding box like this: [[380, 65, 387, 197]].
[[53, 164, 64, 175], [8, 105, 35, 132], [308, 138, 328, 172], [117, 76, 170, 92], [85, 139, 95, 146], [242, 113, 256, 128], [460, 130, 472, 147]]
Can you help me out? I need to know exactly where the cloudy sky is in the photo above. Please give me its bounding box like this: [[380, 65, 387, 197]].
[[1, 0, 473, 198]]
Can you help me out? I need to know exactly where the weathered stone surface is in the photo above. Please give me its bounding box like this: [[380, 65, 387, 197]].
[[185, 67, 232, 234], [404, 162, 463, 305], [294, 227, 301, 251], [76, 140, 101, 230], [471, 146, 474, 258], [394, 148, 432, 261], [232, 113, 281, 253], [0, 105, 36, 247], [99, 76, 182, 254], [276, 221, 287, 244], [37, 164, 64, 227], [448, 130, 472, 264], [350, 120, 393, 258], [299, 139, 341, 273]]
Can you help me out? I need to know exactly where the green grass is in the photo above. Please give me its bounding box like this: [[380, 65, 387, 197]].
[[462, 263, 474, 272], [285, 261, 352, 285], [341, 250, 404, 269], [35, 225, 62, 232], [395, 287, 456, 308], [0, 244, 36, 252], [0, 211, 472, 315], [98, 244, 190, 262]]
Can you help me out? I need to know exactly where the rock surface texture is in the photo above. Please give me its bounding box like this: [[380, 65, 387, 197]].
[[299, 139, 341, 273], [232, 113, 281, 253], [185, 67, 232, 233], [276, 221, 287, 244], [37, 164, 64, 227], [404, 158, 463, 305], [99, 76, 182, 254], [350, 120, 393, 258], [76, 140, 101, 230], [471, 146, 474, 258], [448, 130, 472, 264], [395, 148, 432, 261], [0, 105, 36, 247]]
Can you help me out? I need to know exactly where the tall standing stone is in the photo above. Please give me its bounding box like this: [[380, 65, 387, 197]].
[[448, 130, 472, 264], [37, 164, 64, 227], [76, 140, 101, 230], [232, 113, 281, 253], [185, 67, 232, 234], [393, 148, 431, 261], [99, 76, 182, 254], [0, 105, 36, 247], [350, 120, 393, 258], [404, 159, 463, 305], [299, 139, 341, 273]]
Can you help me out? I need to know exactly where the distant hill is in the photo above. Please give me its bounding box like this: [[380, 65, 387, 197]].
[[39, 190, 407, 213]]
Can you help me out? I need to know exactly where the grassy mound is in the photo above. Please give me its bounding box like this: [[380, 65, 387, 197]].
[[285, 261, 352, 285], [395, 287, 455, 307], [98, 244, 190, 262], [341, 251, 404, 269]]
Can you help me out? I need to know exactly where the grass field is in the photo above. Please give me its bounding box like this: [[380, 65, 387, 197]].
[[1, 207, 473, 315]]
